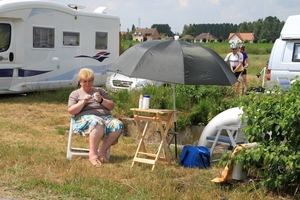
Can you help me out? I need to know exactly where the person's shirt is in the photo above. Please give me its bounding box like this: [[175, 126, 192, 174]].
[[241, 52, 248, 67], [224, 52, 243, 71], [68, 87, 112, 118]]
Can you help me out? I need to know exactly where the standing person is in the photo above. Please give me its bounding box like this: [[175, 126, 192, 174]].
[[68, 68, 123, 167], [239, 44, 249, 92], [224, 43, 244, 93]]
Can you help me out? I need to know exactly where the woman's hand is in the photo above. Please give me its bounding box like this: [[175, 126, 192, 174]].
[[84, 94, 93, 104], [93, 92, 102, 102], [68, 94, 92, 115]]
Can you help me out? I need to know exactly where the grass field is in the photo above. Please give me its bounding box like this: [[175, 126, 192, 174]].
[[0, 77, 295, 199], [0, 99, 293, 200], [1, 43, 294, 199]]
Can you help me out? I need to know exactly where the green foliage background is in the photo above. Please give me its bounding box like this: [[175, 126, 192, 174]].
[[147, 16, 285, 42], [110, 84, 237, 129], [235, 82, 300, 193]]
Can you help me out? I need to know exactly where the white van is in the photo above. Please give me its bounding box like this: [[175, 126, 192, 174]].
[[0, 0, 120, 94], [265, 15, 300, 89]]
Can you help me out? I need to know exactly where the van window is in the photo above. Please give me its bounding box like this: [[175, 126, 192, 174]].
[[63, 32, 79, 46], [0, 23, 11, 52], [292, 43, 300, 62], [33, 27, 54, 48], [95, 31, 107, 49]]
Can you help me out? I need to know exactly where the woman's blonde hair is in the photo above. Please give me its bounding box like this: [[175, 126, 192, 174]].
[[78, 68, 94, 82]]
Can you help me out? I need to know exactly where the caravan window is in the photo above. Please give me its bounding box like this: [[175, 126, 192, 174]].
[[292, 43, 300, 62], [95, 32, 108, 49], [63, 32, 79, 46], [0, 23, 11, 52], [33, 27, 54, 48]]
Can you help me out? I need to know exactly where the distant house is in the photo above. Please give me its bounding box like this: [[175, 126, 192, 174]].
[[228, 33, 255, 43], [133, 28, 161, 42], [120, 31, 128, 36], [194, 33, 218, 43], [181, 34, 194, 41]]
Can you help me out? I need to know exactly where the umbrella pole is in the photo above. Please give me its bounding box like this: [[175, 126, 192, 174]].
[[172, 84, 178, 158]]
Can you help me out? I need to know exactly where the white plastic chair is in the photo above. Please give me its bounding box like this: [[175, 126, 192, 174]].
[[66, 116, 110, 159], [206, 120, 247, 161]]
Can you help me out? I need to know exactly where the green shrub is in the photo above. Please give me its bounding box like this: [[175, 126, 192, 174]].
[[261, 39, 268, 43], [237, 81, 300, 194], [108, 84, 240, 129]]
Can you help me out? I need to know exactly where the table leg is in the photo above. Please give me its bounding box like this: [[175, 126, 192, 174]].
[[131, 121, 149, 168], [156, 113, 172, 164], [134, 114, 146, 152]]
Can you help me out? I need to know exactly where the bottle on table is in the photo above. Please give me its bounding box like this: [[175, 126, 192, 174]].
[[139, 95, 143, 109]]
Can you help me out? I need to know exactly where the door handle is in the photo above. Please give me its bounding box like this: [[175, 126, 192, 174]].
[[9, 52, 14, 62]]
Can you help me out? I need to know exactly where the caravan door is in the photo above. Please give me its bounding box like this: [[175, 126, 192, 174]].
[[0, 22, 15, 91]]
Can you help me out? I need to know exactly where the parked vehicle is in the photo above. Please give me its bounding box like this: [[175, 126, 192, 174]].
[[265, 14, 300, 89], [0, 0, 120, 94], [106, 73, 163, 92]]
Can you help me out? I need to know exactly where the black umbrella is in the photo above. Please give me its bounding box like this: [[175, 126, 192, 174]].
[[108, 39, 237, 86], [108, 39, 237, 157]]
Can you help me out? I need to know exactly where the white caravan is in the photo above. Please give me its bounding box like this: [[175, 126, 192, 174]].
[[266, 15, 300, 88], [0, 0, 120, 94]]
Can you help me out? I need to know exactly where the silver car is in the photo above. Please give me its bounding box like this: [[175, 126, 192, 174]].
[[106, 73, 162, 92]]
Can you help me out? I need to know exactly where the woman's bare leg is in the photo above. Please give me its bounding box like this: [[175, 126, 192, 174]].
[[98, 129, 122, 160], [89, 124, 104, 160], [234, 82, 240, 94], [242, 74, 248, 91]]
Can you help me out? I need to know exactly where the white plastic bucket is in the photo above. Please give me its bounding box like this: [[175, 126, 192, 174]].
[[232, 162, 247, 180]]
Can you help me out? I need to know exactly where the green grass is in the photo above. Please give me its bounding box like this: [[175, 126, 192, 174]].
[[0, 44, 296, 199], [0, 87, 296, 199], [199, 42, 273, 55]]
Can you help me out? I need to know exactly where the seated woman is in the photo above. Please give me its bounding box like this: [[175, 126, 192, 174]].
[[68, 68, 123, 167]]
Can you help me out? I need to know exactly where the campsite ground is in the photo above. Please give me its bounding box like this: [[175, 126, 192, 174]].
[[0, 93, 294, 200]]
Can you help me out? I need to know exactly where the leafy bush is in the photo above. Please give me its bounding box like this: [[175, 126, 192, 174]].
[[109, 84, 239, 129], [237, 82, 300, 194], [260, 39, 268, 43]]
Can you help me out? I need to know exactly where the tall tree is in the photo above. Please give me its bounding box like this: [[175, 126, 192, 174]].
[[182, 24, 196, 37], [238, 22, 251, 32], [191, 16, 284, 42], [256, 16, 283, 42], [151, 24, 174, 36], [131, 24, 136, 33]]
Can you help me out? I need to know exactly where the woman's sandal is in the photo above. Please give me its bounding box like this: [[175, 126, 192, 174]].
[[89, 158, 102, 167], [99, 156, 110, 163]]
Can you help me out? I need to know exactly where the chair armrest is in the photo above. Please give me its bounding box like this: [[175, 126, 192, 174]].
[[216, 125, 240, 131]]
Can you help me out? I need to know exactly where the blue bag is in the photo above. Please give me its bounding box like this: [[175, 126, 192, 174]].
[[179, 145, 210, 168]]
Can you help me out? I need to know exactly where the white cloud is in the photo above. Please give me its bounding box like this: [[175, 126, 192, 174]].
[[208, 0, 221, 6], [178, 0, 189, 8]]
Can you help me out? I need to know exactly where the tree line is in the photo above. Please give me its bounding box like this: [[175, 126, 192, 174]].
[[151, 16, 285, 43]]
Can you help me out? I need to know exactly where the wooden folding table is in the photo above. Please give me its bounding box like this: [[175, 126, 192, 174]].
[[130, 108, 177, 171]]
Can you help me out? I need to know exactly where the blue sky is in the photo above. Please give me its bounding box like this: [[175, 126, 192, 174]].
[[48, 0, 300, 33]]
